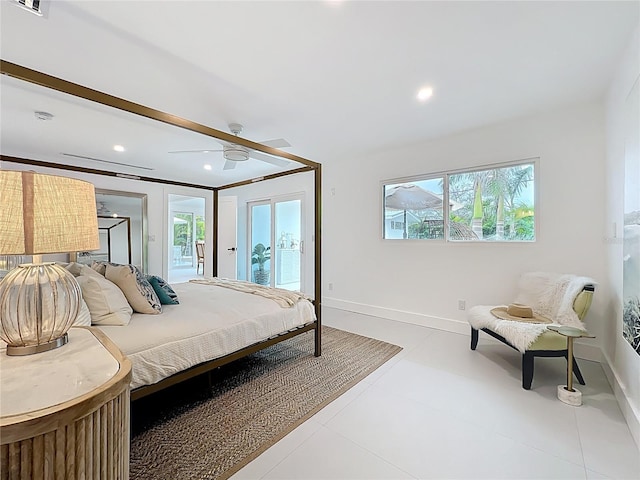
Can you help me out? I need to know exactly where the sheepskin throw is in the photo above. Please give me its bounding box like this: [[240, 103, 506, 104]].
[[467, 272, 595, 352]]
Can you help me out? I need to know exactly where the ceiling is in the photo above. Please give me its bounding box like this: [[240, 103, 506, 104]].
[[0, 1, 637, 187]]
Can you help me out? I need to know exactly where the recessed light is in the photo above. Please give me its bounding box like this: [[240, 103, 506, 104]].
[[113, 145, 125, 152], [204, 164, 212, 171], [417, 87, 434, 102]]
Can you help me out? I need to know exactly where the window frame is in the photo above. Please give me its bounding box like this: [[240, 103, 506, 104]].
[[381, 157, 539, 243]]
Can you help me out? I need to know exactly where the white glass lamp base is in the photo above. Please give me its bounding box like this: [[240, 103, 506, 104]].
[[0, 263, 80, 356], [5, 332, 69, 356]]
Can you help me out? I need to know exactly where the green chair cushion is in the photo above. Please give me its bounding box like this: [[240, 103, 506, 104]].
[[527, 331, 571, 351]]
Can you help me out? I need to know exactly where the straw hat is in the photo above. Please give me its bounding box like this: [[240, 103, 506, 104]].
[[490, 303, 551, 323]]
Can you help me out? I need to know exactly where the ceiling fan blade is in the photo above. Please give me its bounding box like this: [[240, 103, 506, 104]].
[[249, 150, 290, 167], [168, 149, 224, 154], [223, 160, 237, 170], [260, 138, 291, 149]]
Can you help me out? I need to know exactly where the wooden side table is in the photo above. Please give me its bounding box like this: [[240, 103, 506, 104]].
[[1, 327, 132, 479]]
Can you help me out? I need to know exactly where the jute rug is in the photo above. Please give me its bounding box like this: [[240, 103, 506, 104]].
[[129, 326, 402, 480]]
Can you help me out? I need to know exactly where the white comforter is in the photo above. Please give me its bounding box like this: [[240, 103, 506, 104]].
[[97, 281, 316, 389]]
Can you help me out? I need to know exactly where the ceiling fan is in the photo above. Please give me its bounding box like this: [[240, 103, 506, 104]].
[[168, 123, 291, 170]]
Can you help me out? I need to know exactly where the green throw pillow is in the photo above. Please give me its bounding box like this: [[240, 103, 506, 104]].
[[147, 275, 179, 305]]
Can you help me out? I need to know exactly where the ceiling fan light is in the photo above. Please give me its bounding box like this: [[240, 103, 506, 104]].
[[224, 146, 250, 162]]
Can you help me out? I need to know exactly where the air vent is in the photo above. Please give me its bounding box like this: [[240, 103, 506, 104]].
[[61, 153, 154, 171], [14, 0, 43, 16]]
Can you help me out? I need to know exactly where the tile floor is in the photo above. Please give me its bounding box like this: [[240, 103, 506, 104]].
[[232, 307, 640, 480], [168, 266, 201, 284]]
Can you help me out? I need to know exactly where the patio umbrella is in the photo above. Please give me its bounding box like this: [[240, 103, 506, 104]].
[[385, 184, 443, 238]]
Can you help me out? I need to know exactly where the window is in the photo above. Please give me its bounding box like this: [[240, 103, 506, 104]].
[[384, 177, 445, 239], [383, 160, 536, 242]]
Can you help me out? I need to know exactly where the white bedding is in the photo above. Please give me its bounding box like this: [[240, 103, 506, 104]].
[[97, 281, 316, 390]]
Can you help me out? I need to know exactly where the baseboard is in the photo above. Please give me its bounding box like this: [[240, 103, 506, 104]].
[[601, 352, 640, 450], [323, 297, 637, 449], [322, 297, 602, 362], [323, 297, 470, 335]]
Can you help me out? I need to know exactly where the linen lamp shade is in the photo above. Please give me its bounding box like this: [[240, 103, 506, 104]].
[[0, 170, 100, 355], [0, 170, 99, 255]]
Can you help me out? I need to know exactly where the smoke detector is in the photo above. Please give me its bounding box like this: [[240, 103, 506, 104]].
[[34, 111, 53, 121]]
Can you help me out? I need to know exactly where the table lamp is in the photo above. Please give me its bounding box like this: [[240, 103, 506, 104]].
[[0, 170, 99, 355]]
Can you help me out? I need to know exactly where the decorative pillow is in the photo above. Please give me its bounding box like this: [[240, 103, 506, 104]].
[[66, 262, 104, 279], [76, 274, 133, 326], [90, 261, 107, 276], [73, 297, 92, 326], [147, 275, 179, 305], [90, 261, 125, 276], [61, 263, 98, 325], [105, 264, 162, 314]]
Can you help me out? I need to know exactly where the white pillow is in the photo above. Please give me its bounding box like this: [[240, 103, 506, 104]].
[[65, 262, 104, 279], [76, 274, 133, 326], [73, 297, 92, 326]]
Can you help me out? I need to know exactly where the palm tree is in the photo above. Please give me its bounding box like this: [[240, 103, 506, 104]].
[[449, 164, 534, 240], [488, 165, 533, 239], [471, 177, 484, 239]]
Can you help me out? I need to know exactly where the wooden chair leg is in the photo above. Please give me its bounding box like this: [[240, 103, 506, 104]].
[[522, 353, 534, 390], [471, 328, 479, 350]]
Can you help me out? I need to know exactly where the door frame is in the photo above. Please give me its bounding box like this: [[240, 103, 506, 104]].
[[163, 190, 213, 281]]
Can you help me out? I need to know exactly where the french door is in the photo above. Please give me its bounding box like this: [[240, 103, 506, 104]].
[[171, 211, 194, 267], [248, 195, 304, 291]]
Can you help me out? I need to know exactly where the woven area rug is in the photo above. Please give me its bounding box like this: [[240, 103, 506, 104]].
[[129, 326, 402, 480]]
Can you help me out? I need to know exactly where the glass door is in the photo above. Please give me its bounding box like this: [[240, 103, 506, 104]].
[[274, 199, 302, 291], [248, 195, 303, 291], [172, 212, 194, 267], [249, 202, 271, 286]]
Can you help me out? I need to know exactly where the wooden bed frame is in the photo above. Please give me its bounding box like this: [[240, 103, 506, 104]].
[[130, 321, 319, 401], [1, 60, 323, 401]]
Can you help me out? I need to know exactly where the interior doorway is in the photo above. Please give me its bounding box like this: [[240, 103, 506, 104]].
[[168, 194, 206, 284]]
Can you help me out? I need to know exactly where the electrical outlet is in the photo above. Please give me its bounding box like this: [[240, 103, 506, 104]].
[[458, 299, 466, 311], [328, 282, 333, 291]]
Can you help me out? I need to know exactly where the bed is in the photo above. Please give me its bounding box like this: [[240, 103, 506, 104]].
[[0, 61, 323, 403], [96, 280, 318, 400]]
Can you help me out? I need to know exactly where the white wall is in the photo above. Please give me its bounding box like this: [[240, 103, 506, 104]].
[[323, 100, 607, 360], [604, 26, 640, 447], [0, 161, 214, 278]]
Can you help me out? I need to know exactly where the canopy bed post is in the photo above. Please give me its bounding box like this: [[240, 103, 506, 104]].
[[213, 189, 219, 277], [314, 164, 322, 357]]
